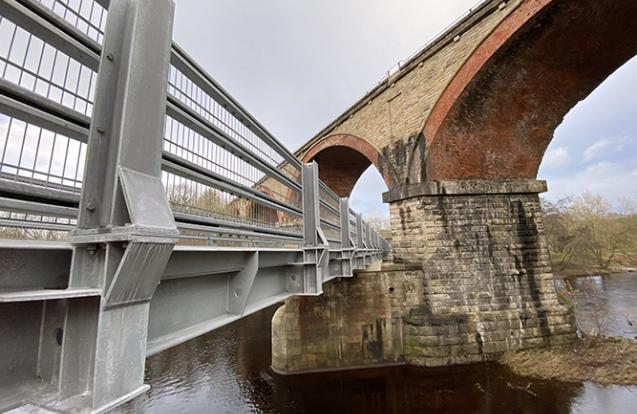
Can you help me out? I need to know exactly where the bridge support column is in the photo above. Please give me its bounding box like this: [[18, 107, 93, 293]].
[[384, 179, 576, 366], [271, 180, 575, 374], [272, 264, 418, 374], [56, 0, 178, 411]]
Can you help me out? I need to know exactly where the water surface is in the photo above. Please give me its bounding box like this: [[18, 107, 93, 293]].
[[119, 273, 637, 413], [558, 272, 637, 338]]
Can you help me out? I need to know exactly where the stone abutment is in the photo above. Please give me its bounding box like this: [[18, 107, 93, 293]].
[[271, 180, 576, 373]]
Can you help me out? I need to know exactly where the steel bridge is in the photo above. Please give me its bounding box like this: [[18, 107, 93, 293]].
[[0, 0, 389, 411]]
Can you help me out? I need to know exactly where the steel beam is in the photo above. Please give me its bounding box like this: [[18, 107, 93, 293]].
[[339, 197, 354, 278], [57, 0, 178, 412], [300, 162, 329, 295], [147, 247, 303, 356]]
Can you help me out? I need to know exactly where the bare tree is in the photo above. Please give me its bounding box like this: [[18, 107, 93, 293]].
[[542, 193, 637, 274]]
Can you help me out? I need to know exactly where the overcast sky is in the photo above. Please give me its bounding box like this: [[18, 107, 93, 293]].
[[171, 0, 637, 219]]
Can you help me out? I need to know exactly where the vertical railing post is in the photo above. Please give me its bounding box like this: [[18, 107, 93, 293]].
[[59, 0, 177, 411], [350, 211, 358, 270], [363, 221, 370, 264], [367, 225, 374, 260], [301, 162, 328, 294], [355, 213, 366, 268], [339, 197, 353, 278], [370, 230, 376, 259]]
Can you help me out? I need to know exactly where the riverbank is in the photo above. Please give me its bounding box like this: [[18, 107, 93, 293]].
[[500, 337, 637, 385], [554, 267, 637, 278]]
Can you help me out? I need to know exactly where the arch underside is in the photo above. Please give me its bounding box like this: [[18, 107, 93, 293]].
[[426, 0, 637, 181], [311, 146, 372, 197], [302, 134, 394, 198]]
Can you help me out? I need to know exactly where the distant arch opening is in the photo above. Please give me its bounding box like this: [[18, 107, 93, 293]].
[[302, 134, 394, 197], [350, 166, 390, 229]]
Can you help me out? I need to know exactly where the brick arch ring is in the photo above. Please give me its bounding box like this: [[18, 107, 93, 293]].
[[300, 133, 396, 198], [422, 0, 637, 181]]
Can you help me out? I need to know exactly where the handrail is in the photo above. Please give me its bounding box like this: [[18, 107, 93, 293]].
[[0, 0, 390, 252]]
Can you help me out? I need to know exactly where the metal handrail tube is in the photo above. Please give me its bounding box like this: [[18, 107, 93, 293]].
[[173, 210, 301, 238], [0, 94, 89, 143], [0, 0, 100, 70], [176, 221, 303, 243], [166, 97, 301, 193], [0, 177, 80, 205], [14, 0, 102, 55], [177, 233, 298, 246], [319, 198, 340, 217], [163, 152, 302, 215], [0, 78, 91, 139], [162, 158, 302, 219], [170, 43, 302, 171], [319, 181, 340, 203], [0, 217, 73, 231], [0, 196, 77, 217], [319, 218, 340, 232]]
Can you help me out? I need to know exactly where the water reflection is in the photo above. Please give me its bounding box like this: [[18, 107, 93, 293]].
[[556, 272, 637, 338], [120, 273, 637, 414]]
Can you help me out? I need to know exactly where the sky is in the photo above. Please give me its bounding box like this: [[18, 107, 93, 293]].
[[169, 0, 637, 220]]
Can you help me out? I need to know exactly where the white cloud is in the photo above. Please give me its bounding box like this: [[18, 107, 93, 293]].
[[584, 160, 618, 175], [544, 161, 637, 206], [583, 139, 611, 162], [583, 137, 632, 162], [542, 147, 570, 169]]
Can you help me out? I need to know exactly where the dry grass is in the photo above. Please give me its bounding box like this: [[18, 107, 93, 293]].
[[500, 337, 637, 385]]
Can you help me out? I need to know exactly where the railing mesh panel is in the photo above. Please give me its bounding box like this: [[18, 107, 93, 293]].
[[0, 16, 97, 116]]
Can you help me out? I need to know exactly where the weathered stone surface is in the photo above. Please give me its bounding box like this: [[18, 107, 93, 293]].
[[383, 180, 548, 203], [258, 0, 519, 201], [272, 266, 422, 373], [272, 188, 576, 374], [264, 0, 630, 375], [293, 0, 518, 189]]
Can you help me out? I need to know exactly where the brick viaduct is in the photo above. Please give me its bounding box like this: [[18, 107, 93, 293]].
[[271, 0, 637, 372]]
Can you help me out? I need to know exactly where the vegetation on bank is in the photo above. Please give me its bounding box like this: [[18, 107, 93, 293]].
[[505, 193, 637, 385], [500, 337, 637, 385], [542, 193, 637, 276]]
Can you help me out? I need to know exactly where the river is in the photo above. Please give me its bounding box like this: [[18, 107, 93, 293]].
[[119, 272, 637, 413]]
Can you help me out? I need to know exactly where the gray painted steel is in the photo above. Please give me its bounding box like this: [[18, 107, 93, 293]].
[[0, 0, 389, 412]]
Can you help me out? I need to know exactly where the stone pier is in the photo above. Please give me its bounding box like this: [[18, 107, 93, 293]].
[[272, 180, 576, 373]]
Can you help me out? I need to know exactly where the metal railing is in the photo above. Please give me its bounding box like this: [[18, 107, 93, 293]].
[[0, 0, 390, 411], [0, 0, 390, 251]]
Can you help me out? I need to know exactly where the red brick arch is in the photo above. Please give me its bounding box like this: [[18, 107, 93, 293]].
[[424, 0, 637, 181], [301, 134, 395, 197]]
